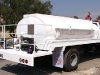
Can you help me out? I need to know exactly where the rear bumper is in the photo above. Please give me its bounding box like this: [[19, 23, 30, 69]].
[[0, 49, 34, 66]]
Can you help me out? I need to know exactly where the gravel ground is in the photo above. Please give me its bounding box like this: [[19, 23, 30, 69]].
[[0, 52, 100, 75]]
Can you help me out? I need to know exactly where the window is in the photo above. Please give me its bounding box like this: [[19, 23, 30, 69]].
[[93, 23, 98, 27]]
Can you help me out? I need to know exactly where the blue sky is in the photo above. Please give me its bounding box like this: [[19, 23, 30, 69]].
[[43, 0, 100, 20]]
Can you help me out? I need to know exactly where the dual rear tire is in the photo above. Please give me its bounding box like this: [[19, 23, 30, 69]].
[[63, 48, 79, 72]]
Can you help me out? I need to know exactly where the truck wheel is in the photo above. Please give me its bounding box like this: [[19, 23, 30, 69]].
[[64, 48, 79, 72]]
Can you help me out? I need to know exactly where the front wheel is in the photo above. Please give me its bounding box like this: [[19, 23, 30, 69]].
[[64, 48, 79, 72]]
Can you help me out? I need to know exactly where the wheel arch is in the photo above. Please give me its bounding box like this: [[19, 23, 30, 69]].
[[64, 45, 80, 54]]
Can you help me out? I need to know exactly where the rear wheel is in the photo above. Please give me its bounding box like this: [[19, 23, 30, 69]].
[[64, 48, 79, 72]]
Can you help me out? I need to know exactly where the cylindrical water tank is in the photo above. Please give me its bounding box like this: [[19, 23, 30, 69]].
[[16, 13, 99, 44]]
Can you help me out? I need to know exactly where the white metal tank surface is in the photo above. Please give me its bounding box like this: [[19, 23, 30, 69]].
[[16, 13, 99, 45]]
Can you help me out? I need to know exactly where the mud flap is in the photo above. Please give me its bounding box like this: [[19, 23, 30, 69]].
[[52, 47, 63, 68]]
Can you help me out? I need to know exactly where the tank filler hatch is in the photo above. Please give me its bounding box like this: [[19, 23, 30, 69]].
[[28, 24, 34, 35]]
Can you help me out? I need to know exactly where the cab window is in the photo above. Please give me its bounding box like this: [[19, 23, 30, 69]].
[[93, 23, 98, 27]]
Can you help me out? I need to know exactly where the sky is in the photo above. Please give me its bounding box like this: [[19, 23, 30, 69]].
[[43, 0, 100, 20]]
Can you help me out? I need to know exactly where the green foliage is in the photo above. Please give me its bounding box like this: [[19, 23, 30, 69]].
[[97, 15, 100, 20], [0, 0, 53, 31], [73, 16, 78, 19], [1, 0, 53, 24]]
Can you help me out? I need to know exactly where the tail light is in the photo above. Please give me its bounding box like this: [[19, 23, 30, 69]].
[[0, 54, 3, 58], [25, 59, 28, 64], [19, 58, 28, 64], [19, 58, 22, 62], [22, 59, 25, 63]]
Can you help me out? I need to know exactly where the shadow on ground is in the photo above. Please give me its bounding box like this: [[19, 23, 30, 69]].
[[1, 56, 63, 75], [79, 51, 100, 63], [1, 52, 100, 75]]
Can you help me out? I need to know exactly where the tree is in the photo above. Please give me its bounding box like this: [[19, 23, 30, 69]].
[[0, 15, 5, 25], [0, 0, 53, 29], [73, 16, 78, 19], [97, 15, 100, 20], [0, 0, 53, 24]]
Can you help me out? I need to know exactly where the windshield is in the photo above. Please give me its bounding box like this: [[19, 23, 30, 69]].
[[93, 22, 100, 27], [93, 23, 98, 26]]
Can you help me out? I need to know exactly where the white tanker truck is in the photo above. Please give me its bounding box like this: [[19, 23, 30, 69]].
[[0, 13, 100, 71]]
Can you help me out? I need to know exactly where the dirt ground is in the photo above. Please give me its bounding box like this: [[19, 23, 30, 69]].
[[0, 52, 100, 75]]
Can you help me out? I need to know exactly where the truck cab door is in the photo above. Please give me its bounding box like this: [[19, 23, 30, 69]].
[[93, 22, 100, 38], [93, 22, 100, 28]]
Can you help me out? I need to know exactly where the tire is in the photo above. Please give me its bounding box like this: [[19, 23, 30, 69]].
[[63, 48, 79, 72]]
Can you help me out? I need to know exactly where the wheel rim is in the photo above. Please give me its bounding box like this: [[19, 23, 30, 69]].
[[70, 53, 77, 66]]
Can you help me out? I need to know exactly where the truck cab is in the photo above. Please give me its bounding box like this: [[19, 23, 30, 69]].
[[92, 21, 100, 38], [93, 21, 100, 28]]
